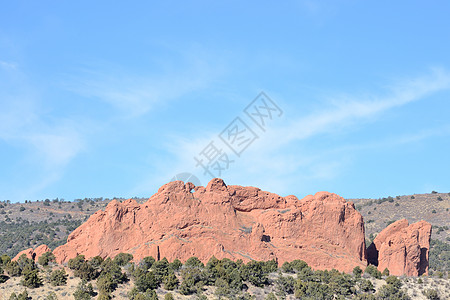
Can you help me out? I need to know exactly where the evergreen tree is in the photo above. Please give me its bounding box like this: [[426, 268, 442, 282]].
[[21, 269, 43, 288]]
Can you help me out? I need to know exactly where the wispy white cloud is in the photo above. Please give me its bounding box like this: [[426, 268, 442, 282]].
[[67, 51, 223, 118], [135, 69, 450, 196], [1, 47, 226, 200], [327, 125, 450, 154], [0, 60, 17, 70], [0, 65, 86, 199], [279, 68, 450, 145], [26, 125, 85, 169]]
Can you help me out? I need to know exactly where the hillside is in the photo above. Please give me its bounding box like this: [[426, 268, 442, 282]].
[[349, 192, 450, 276], [0, 190, 448, 275], [0, 253, 448, 300], [349, 192, 450, 243], [0, 197, 147, 258]]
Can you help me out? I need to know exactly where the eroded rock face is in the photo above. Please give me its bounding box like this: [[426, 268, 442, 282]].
[[367, 219, 432, 276], [34, 245, 52, 261], [13, 244, 51, 262], [53, 178, 366, 272], [13, 248, 34, 261]]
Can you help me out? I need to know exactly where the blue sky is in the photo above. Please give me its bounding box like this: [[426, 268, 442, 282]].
[[1, 1, 450, 202]]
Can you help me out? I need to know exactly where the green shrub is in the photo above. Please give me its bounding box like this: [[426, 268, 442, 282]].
[[9, 289, 30, 300], [140, 256, 155, 270], [294, 280, 332, 299], [263, 259, 278, 273], [38, 251, 55, 266], [128, 287, 158, 300], [73, 280, 95, 300], [184, 256, 204, 268], [353, 266, 363, 277], [376, 276, 408, 299], [290, 260, 309, 272], [99, 258, 127, 284], [135, 271, 157, 292], [364, 265, 382, 279], [164, 294, 174, 300], [241, 261, 269, 287], [16, 255, 36, 276], [163, 272, 179, 290], [97, 293, 111, 300], [0, 254, 11, 265], [4, 260, 21, 276], [382, 268, 390, 276], [265, 292, 277, 300], [68, 255, 86, 270], [21, 269, 43, 288], [169, 258, 182, 271], [113, 253, 133, 266], [385, 276, 401, 289], [49, 268, 68, 286], [429, 239, 450, 274], [215, 277, 231, 298], [376, 283, 409, 299], [276, 275, 295, 295], [69, 255, 99, 281], [89, 256, 104, 268], [329, 273, 355, 296], [281, 261, 294, 273], [423, 288, 440, 300], [152, 257, 169, 284], [179, 266, 204, 295], [359, 279, 374, 293], [97, 273, 117, 294]]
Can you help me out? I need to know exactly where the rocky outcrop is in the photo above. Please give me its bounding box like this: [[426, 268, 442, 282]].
[[13, 244, 51, 262], [34, 245, 52, 261], [367, 219, 432, 276], [13, 248, 34, 261], [53, 178, 367, 273]]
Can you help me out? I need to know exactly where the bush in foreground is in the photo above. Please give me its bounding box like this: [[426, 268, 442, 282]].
[[49, 268, 68, 286]]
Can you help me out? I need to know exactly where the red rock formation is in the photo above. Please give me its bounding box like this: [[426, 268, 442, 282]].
[[34, 245, 52, 261], [13, 248, 34, 261], [53, 178, 367, 273], [367, 219, 432, 276], [12, 244, 51, 262]]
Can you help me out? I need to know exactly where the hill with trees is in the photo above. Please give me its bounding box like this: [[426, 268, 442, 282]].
[[0, 252, 448, 299]]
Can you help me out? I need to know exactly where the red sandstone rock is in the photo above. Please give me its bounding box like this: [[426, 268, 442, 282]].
[[34, 244, 52, 261], [12, 244, 52, 262], [53, 178, 367, 273], [367, 219, 432, 276], [13, 248, 34, 261]]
